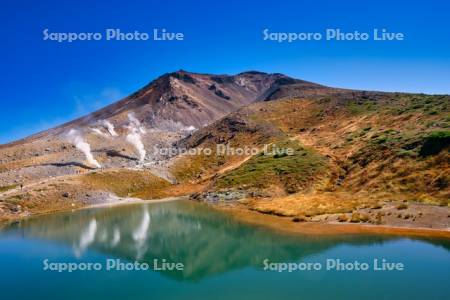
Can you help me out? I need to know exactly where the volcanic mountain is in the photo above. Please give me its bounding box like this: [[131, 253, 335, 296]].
[[14, 70, 330, 144], [0, 70, 333, 186], [0, 70, 448, 229]]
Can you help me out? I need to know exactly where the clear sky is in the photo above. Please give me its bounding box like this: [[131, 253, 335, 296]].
[[1, 0, 449, 144]]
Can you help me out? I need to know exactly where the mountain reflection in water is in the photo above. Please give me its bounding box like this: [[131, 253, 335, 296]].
[[5, 200, 450, 281]]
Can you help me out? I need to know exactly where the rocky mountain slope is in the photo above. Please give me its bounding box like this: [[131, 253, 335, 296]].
[[7, 70, 325, 144], [0, 70, 326, 183], [0, 70, 449, 230], [0, 71, 320, 186]]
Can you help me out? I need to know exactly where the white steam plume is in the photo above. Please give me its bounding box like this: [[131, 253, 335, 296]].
[[184, 125, 197, 133], [67, 129, 101, 168], [91, 128, 108, 137], [128, 113, 146, 134], [147, 115, 196, 133], [102, 120, 118, 136], [126, 113, 146, 162]]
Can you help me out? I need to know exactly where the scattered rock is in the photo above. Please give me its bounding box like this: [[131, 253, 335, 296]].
[[337, 214, 348, 222], [190, 190, 246, 203], [350, 212, 369, 223], [292, 216, 306, 222], [214, 89, 231, 100], [397, 203, 408, 210]]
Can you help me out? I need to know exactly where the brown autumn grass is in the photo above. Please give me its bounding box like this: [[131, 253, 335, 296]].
[[171, 93, 449, 218], [80, 169, 171, 198]]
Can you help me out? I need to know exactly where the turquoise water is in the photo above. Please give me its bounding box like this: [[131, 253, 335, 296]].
[[1, 200, 449, 300]]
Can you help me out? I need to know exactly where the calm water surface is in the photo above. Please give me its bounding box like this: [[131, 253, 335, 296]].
[[1, 200, 449, 300]]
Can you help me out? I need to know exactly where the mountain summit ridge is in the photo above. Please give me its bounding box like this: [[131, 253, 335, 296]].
[[6, 70, 327, 146]]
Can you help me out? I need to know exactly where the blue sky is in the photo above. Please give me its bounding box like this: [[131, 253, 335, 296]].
[[1, 0, 449, 144]]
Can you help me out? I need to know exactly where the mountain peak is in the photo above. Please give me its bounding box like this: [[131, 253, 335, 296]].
[[8, 70, 332, 145], [237, 70, 269, 76]]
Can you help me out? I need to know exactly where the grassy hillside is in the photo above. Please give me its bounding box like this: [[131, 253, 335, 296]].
[[173, 91, 449, 211], [80, 170, 172, 198], [214, 140, 327, 194], [170, 114, 285, 182]]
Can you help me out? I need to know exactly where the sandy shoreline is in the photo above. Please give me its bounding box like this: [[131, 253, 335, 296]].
[[217, 205, 450, 239]]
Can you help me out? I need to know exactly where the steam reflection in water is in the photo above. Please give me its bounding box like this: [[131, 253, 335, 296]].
[[3, 199, 450, 282]]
